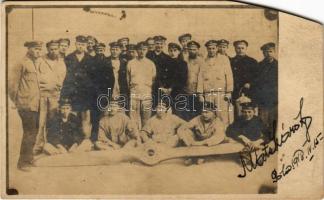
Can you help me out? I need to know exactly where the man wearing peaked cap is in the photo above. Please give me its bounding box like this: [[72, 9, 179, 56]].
[[58, 38, 70, 59], [177, 100, 226, 165], [126, 44, 137, 61], [231, 39, 259, 114], [126, 41, 156, 129], [226, 101, 268, 150], [87, 35, 98, 57], [117, 37, 129, 60], [8, 40, 47, 170], [146, 37, 155, 53], [178, 33, 192, 62], [95, 42, 106, 56], [187, 40, 200, 49], [198, 39, 234, 125], [253, 42, 278, 139], [217, 39, 230, 56], [61, 34, 96, 147]]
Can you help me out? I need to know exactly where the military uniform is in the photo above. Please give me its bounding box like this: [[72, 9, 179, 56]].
[[46, 112, 84, 150]]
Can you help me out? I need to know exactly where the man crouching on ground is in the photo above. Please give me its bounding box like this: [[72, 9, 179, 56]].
[[95, 101, 142, 150], [178, 101, 226, 165], [44, 98, 90, 155]]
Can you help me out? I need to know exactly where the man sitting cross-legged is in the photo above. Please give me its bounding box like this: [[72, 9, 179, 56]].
[[178, 101, 226, 165], [44, 98, 91, 155], [95, 101, 142, 150], [141, 102, 186, 147]]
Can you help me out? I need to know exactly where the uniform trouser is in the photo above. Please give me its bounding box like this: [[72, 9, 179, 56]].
[[18, 110, 39, 167], [33, 96, 59, 154], [129, 98, 152, 129], [203, 93, 234, 126], [77, 110, 92, 139], [259, 106, 278, 139]]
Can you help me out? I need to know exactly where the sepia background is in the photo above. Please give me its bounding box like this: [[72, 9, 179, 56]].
[[5, 1, 285, 197]]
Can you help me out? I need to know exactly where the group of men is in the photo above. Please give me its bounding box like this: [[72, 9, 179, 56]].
[[9, 33, 278, 170]]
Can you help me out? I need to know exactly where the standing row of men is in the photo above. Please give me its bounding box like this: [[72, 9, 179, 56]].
[[9, 33, 278, 169]]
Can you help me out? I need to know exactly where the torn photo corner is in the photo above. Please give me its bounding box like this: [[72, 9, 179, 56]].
[[1, 1, 323, 199]]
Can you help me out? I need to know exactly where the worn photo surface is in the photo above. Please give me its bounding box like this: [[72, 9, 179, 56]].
[[3, 1, 322, 198]]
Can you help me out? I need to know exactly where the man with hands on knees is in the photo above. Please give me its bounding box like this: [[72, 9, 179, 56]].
[[95, 101, 142, 150], [178, 102, 226, 165], [44, 98, 86, 155]]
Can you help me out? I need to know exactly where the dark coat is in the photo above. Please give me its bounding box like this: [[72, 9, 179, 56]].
[[47, 113, 84, 149], [226, 116, 267, 142], [61, 52, 96, 112], [171, 57, 188, 98], [230, 55, 259, 100], [253, 58, 278, 108]]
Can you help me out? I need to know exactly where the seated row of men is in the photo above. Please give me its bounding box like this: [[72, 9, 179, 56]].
[[43, 98, 267, 165], [10, 33, 277, 169]]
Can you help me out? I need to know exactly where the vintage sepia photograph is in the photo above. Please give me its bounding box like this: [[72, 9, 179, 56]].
[[1, 1, 323, 199]]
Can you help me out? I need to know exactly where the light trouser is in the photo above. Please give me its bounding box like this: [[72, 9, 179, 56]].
[[129, 98, 153, 129], [203, 92, 234, 126], [33, 95, 59, 154], [18, 110, 39, 167]]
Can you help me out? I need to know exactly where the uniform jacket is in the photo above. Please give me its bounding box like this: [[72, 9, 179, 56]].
[[230, 55, 258, 100], [170, 57, 188, 98]]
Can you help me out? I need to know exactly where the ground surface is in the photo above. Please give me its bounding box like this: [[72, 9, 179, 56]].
[[7, 101, 277, 195]]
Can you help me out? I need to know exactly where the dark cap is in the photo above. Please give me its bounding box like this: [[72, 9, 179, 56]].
[[136, 41, 148, 49], [117, 37, 129, 44], [58, 38, 71, 45], [217, 39, 229, 46], [202, 101, 217, 111], [205, 40, 218, 47], [153, 35, 167, 42], [24, 41, 43, 48], [233, 40, 248, 47], [75, 35, 88, 43], [109, 42, 121, 48], [87, 35, 98, 43], [178, 33, 192, 42], [241, 102, 257, 110], [46, 40, 60, 48], [261, 42, 276, 51], [95, 42, 106, 49], [168, 42, 181, 51], [126, 44, 137, 51], [187, 40, 200, 48], [59, 98, 72, 106]]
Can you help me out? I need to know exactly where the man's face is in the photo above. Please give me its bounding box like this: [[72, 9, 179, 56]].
[[242, 108, 254, 121], [110, 47, 121, 58], [180, 38, 190, 48], [154, 40, 164, 53], [168, 48, 180, 59], [207, 45, 218, 57], [156, 105, 167, 118], [137, 47, 148, 58], [235, 43, 247, 56], [95, 48, 106, 55], [201, 110, 215, 122], [128, 50, 137, 59], [87, 39, 96, 51], [60, 105, 71, 118], [217, 45, 228, 55], [120, 41, 128, 52], [47, 44, 60, 59], [59, 42, 69, 55], [108, 104, 119, 116], [75, 42, 87, 53], [263, 49, 275, 60], [147, 39, 155, 51], [28, 46, 43, 58], [188, 46, 199, 58]]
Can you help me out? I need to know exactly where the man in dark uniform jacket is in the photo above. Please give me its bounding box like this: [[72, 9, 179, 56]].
[[178, 33, 192, 62], [226, 102, 268, 149], [88, 43, 115, 141], [117, 37, 129, 61], [231, 40, 259, 101], [168, 42, 188, 116], [61, 35, 95, 140], [147, 35, 174, 106], [253, 42, 278, 138]]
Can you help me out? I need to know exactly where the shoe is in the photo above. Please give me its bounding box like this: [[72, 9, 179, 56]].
[[196, 158, 205, 165], [17, 161, 35, 172]]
